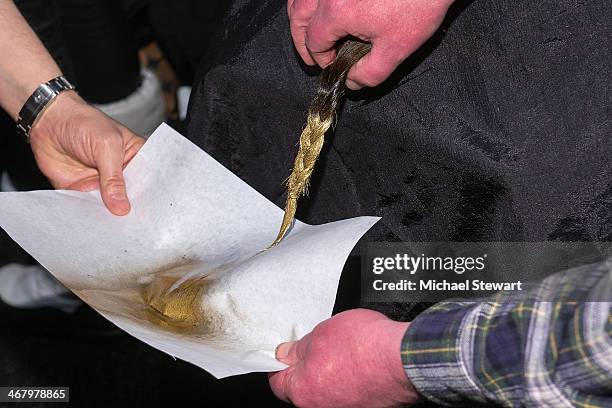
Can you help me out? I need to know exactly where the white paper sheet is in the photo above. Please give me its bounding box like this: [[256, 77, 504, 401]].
[[0, 123, 378, 378]]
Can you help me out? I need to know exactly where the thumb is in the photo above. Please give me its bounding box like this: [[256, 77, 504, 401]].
[[275, 333, 311, 365], [276, 341, 298, 365], [96, 137, 131, 216], [346, 43, 404, 90]]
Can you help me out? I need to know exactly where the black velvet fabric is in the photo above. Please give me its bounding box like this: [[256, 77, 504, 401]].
[[185, 0, 612, 320]]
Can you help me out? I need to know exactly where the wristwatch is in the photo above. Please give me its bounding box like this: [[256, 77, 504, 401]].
[[16, 75, 76, 142]]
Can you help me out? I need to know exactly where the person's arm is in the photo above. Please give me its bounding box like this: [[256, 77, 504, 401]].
[[0, 0, 144, 215], [0, 0, 63, 118], [287, 0, 455, 89], [403, 261, 612, 406], [269, 260, 611, 407]]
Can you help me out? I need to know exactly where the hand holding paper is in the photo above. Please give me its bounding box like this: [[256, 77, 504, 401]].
[[270, 309, 419, 408], [29, 91, 145, 216], [0, 123, 378, 378]]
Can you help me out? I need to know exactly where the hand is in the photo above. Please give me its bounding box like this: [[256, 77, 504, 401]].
[[29, 91, 145, 215], [269, 309, 421, 407], [287, 0, 455, 89]]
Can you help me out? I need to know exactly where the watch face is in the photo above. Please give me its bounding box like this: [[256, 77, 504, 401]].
[[34, 84, 56, 103]]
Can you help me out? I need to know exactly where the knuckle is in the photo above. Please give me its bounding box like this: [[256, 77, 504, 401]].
[[104, 174, 125, 189], [97, 133, 123, 151], [310, 326, 331, 349]]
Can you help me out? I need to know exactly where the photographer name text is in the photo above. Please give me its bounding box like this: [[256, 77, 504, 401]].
[[372, 279, 522, 292]]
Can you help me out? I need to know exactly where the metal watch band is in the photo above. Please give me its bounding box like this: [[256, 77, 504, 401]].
[[16, 76, 76, 142]]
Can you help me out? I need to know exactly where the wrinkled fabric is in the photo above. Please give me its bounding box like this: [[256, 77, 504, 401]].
[[186, 0, 611, 240], [403, 260, 612, 406], [185, 0, 611, 320]]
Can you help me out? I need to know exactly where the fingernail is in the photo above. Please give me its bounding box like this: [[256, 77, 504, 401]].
[[346, 79, 362, 90], [109, 194, 130, 215], [275, 342, 292, 361]]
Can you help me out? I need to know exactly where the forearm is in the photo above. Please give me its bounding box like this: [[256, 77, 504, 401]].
[[402, 260, 612, 406], [0, 0, 63, 120]]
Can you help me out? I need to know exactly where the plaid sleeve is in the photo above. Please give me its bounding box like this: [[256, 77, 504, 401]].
[[401, 260, 612, 407]]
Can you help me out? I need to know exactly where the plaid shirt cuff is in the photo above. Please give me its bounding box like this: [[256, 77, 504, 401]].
[[401, 301, 487, 406]]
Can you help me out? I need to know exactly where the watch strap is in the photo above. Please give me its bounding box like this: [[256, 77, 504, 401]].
[[16, 76, 76, 142]]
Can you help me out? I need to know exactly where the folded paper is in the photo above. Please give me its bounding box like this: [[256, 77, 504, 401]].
[[0, 123, 378, 378]]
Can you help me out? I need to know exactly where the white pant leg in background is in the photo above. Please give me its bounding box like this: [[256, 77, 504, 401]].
[[0, 172, 80, 312]]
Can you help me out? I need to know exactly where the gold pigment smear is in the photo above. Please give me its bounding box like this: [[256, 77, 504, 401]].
[[141, 275, 211, 330], [272, 40, 372, 245]]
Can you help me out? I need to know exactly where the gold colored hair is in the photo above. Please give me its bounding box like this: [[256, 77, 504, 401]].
[[272, 40, 372, 245]]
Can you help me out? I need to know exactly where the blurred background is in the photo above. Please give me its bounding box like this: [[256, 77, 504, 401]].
[[0, 1, 295, 407]]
